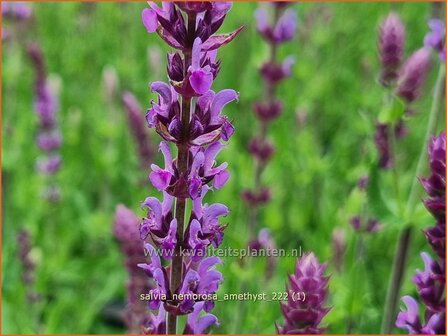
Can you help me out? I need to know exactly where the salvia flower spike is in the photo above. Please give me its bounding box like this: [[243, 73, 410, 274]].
[[139, 2, 241, 334], [276, 253, 331, 334], [242, 3, 296, 259], [114, 205, 151, 333], [28, 43, 62, 201], [396, 132, 446, 335]]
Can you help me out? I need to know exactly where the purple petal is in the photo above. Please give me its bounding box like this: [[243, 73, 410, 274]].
[[150, 81, 172, 104], [141, 196, 163, 222], [255, 7, 269, 33], [197, 90, 215, 111], [274, 9, 297, 42], [282, 56, 295, 76], [201, 26, 244, 51], [149, 165, 172, 190], [142, 8, 158, 33], [190, 69, 214, 95], [191, 37, 203, 70], [159, 141, 173, 170], [204, 142, 224, 170], [214, 169, 230, 189], [198, 256, 223, 275], [210, 89, 239, 123], [189, 176, 203, 200], [195, 314, 219, 334], [220, 118, 234, 141], [204, 203, 229, 219]]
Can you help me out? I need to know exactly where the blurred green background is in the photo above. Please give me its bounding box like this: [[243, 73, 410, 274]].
[[2, 1, 445, 334]]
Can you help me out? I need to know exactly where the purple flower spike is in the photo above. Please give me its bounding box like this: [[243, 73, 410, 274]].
[[397, 133, 446, 335], [114, 205, 151, 333], [244, 4, 297, 270], [277, 253, 330, 334], [139, 3, 240, 332], [378, 13, 406, 86], [28, 43, 62, 200], [396, 48, 431, 103], [424, 19, 445, 62]]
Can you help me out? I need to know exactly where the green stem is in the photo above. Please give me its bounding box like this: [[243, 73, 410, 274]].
[[380, 63, 445, 334], [167, 12, 196, 335]]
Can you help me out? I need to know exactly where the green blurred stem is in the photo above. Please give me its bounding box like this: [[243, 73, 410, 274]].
[[380, 63, 445, 334], [167, 13, 196, 335]]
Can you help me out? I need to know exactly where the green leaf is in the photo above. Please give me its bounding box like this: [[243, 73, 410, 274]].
[[378, 96, 406, 124]]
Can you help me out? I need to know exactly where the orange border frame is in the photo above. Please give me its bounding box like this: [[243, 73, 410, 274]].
[[0, 0, 446, 335]]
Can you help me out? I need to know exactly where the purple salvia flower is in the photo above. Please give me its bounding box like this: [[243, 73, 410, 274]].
[[139, 3, 241, 333], [255, 6, 297, 44], [378, 13, 405, 86], [2, 1, 32, 21], [122, 91, 154, 168], [183, 302, 219, 334], [396, 48, 431, 104], [276, 253, 330, 334], [114, 205, 151, 333], [424, 19, 445, 62], [396, 133, 446, 335]]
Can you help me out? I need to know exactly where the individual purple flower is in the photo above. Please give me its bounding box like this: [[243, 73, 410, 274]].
[[397, 133, 446, 335], [37, 131, 62, 151], [396, 296, 444, 334], [114, 205, 151, 333], [139, 3, 240, 333], [183, 302, 219, 334], [2, 1, 32, 21], [424, 19, 445, 62], [147, 82, 238, 146], [36, 155, 62, 175], [143, 304, 166, 334], [122, 91, 154, 168], [378, 13, 405, 85], [396, 48, 431, 104], [276, 253, 330, 334], [255, 6, 297, 44]]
